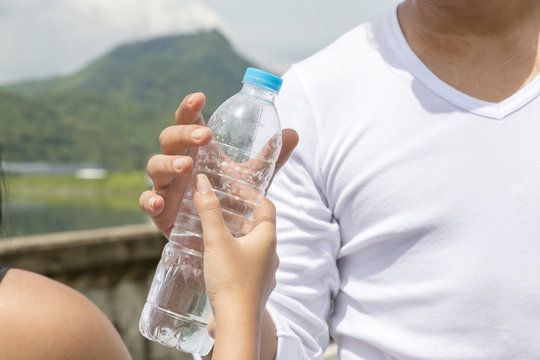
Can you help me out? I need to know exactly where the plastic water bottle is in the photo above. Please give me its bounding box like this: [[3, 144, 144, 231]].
[[139, 67, 283, 355]]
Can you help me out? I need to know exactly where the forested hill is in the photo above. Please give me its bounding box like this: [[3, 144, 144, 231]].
[[0, 30, 256, 170]]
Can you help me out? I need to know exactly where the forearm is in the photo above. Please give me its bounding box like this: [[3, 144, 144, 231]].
[[212, 306, 260, 360], [212, 308, 277, 360]]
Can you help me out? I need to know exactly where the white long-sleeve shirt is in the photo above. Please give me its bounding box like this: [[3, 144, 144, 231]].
[[266, 4, 540, 359]]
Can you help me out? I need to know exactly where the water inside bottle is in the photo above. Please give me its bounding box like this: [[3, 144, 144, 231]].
[[140, 302, 214, 355], [139, 241, 214, 355]]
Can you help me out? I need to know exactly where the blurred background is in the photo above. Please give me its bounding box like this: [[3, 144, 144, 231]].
[[0, 0, 398, 237], [0, 0, 398, 358]]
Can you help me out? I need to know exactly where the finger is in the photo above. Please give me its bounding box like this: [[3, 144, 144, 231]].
[[207, 312, 216, 339], [193, 174, 230, 243], [235, 194, 274, 235], [175, 92, 206, 126], [145, 154, 196, 237], [146, 154, 194, 190], [140, 187, 179, 237], [139, 191, 165, 217], [247, 220, 277, 251], [275, 128, 299, 172], [266, 128, 299, 190], [244, 198, 277, 248], [253, 197, 276, 227], [159, 125, 212, 155], [234, 128, 298, 193]]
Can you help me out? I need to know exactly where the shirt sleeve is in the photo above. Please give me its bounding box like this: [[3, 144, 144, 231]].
[[266, 67, 341, 359]]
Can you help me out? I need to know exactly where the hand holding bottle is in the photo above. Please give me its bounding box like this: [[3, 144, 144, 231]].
[[139, 92, 212, 238], [139, 92, 298, 238], [139, 69, 298, 355], [194, 173, 278, 360]]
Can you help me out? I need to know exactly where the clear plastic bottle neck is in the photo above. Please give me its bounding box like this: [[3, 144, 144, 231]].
[[240, 82, 278, 103]]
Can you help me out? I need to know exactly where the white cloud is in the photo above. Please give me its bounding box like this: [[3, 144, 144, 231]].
[[66, 0, 228, 37], [0, 0, 229, 84], [0, 0, 400, 84], [147, 0, 227, 36]]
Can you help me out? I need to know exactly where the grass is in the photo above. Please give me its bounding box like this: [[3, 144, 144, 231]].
[[4, 171, 150, 211]]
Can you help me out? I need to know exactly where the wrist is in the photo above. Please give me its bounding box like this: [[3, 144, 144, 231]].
[[210, 289, 265, 320], [212, 303, 262, 360], [213, 298, 264, 326]]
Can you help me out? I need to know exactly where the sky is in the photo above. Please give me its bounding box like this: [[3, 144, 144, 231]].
[[0, 0, 399, 84]]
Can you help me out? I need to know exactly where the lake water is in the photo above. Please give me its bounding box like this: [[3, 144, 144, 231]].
[[1, 201, 148, 238]]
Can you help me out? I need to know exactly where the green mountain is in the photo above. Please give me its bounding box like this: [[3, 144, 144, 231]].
[[1, 30, 257, 170]]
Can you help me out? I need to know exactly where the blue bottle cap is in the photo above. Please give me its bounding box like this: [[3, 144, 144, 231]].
[[243, 67, 283, 93]]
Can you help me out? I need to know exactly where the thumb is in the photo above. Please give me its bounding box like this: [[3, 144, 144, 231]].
[[193, 174, 230, 244], [276, 128, 299, 170]]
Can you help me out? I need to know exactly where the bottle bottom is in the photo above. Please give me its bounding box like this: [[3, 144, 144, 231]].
[[139, 302, 214, 355]]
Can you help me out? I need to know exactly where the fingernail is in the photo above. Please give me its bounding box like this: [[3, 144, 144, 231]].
[[149, 197, 158, 211], [192, 128, 206, 140], [188, 92, 200, 106], [187, 92, 199, 106], [173, 157, 184, 170], [196, 174, 212, 193]]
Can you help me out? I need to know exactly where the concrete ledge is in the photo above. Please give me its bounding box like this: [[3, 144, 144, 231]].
[[0, 224, 167, 276]]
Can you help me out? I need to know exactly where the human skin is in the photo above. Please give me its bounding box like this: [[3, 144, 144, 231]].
[[139, 92, 299, 240], [0, 269, 132, 360], [141, 2, 540, 358], [138, 91, 298, 360], [398, 0, 540, 102], [193, 173, 279, 360]]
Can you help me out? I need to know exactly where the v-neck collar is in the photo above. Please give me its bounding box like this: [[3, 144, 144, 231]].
[[385, 4, 540, 120]]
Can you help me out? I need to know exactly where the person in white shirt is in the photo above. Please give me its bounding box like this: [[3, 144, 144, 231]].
[[140, 0, 540, 359]]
